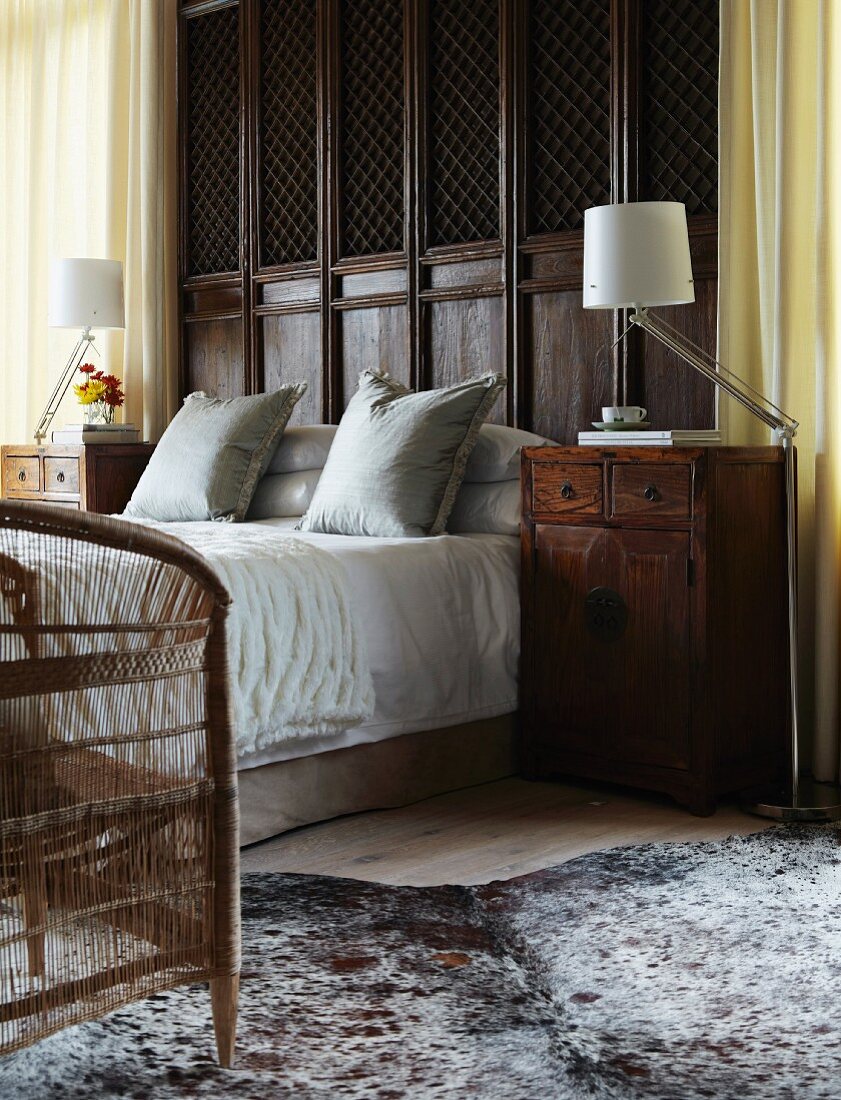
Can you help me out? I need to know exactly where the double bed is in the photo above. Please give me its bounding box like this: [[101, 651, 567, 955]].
[[2, 414, 550, 846], [143, 516, 521, 844]]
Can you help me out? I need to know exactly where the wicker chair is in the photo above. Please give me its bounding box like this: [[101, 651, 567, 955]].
[[0, 501, 240, 1066]]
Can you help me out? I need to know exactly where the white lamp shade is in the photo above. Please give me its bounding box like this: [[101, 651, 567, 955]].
[[583, 202, 695, 310], [48, 258, 125, 329]]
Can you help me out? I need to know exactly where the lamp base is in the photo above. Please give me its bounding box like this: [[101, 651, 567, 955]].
[[740, 778, 841, 822]]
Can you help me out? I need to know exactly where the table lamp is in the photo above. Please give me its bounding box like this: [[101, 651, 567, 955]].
[[36, 258, 125, 443], [583, 200, 841, 821]]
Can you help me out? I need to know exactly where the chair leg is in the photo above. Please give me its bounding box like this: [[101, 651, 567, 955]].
[[210, 972, 239, 1068]]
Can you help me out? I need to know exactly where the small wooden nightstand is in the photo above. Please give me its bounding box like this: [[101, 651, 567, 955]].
[[519, 445, 790, 815], [1, 443, 155, 514]]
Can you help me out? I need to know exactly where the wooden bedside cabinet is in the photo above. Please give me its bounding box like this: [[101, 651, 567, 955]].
[[520, 445, 789, 815], [1, 443, 155, 514]]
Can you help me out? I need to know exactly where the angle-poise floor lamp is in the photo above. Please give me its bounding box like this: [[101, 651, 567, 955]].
[[37, 259, 125, 443], [582, 200, 841, 822]]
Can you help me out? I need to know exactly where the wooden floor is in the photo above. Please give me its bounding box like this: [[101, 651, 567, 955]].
[[240, 777, 771, 886]]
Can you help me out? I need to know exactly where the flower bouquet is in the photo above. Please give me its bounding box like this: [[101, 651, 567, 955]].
[[72, 364, 125, 425]]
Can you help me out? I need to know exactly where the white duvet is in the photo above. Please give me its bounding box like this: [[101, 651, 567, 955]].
[[240, 520, 521, 768], [131, 522, 375, 755]]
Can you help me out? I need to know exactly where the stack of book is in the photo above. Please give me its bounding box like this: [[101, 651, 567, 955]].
[[577, 428, 721, 447], [52, 423, 140, 445]]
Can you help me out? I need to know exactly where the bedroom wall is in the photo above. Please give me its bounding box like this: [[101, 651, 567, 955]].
[[177, 0, 719, 443]]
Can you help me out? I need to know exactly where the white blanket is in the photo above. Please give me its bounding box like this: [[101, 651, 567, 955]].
[[138, 522, 375, 755]]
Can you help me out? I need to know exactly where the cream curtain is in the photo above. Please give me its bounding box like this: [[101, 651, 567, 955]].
[[719, 0, 841, 780], [0, 0, 177, 445]]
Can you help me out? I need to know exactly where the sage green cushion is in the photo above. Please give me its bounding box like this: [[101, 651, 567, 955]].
[[298, 371, 507, 538], [124, 385, 307, 522]]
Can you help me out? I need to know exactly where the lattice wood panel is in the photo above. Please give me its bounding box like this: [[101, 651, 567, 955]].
[[643, 0, 719, 214], [341, 0, 405, 257], [529, 0, 611, 234], [428, 0, 500, 246], [185, 6, 240, 278], [260, 0, 318, 268]]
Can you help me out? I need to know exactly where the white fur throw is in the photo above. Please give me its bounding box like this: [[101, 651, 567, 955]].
[[128, 521, 375, 756]]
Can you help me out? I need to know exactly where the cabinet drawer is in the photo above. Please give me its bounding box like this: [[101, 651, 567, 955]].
[[44, 456, 80, 494], [3, 455, 40, 494], [532, 463, 603, 516], [611, 464, 691, 521]]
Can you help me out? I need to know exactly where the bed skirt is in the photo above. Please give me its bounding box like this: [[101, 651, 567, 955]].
[[238, 714, 517, 846]]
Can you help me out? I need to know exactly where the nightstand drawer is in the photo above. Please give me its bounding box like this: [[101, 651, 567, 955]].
[[610, 463, 691, 521], [3, 454, 40, 494], [44, 456, 80, 494], [532, 463, 602, 516]]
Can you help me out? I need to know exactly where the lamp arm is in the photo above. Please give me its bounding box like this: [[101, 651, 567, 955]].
[[629, 308, 798, 438], [33, 328, 95, 443], [630, 305, 801, 804]]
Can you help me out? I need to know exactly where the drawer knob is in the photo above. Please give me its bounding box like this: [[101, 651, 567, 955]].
[[560, 481, 574, 500], [643, 484, 658, 502], [57, 471, 65, 483], [17, 470, 26, 482]]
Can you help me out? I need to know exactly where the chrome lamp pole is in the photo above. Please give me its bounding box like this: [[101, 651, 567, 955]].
[[584, 201, 841, 822]]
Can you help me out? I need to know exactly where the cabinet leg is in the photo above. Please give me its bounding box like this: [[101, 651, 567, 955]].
[[685, 793, 716, 817]]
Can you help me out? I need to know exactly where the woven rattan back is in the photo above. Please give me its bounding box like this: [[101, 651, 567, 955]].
[[0, 502, 240, 1065]]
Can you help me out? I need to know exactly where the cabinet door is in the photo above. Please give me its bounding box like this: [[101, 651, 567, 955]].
[[604, 528, 691, 768], [530, 524, 691, 770], [531, 525, 613, 759]]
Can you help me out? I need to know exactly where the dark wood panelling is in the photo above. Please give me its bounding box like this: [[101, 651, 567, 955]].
[[258, 0, 319, 268], [185, 317, 245, 397], [428, 296, 504, 421], [638, 275, 717, 431], [528, 0, 611, 234], [262, 312, 323, 422], [183, 4, 241, 277], [525, 291, 614, 442], [427, 0, 500, 246], [257, 277, 320, 308], [340, 0, 405, 257], [428, 257, 502, 289], [340, 305, 410, 408], [643, 0, 718, 213], [178, 0, 719, 444]]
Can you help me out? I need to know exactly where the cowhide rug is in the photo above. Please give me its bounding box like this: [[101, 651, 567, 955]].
[[2, 825, 840, 1099]]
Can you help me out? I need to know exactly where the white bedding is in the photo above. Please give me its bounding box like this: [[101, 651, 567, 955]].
[[109, 521, 376, 757], [237, 519, 520, 769]]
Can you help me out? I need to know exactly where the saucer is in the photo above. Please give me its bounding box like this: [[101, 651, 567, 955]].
[[591, 421, 652, 431]]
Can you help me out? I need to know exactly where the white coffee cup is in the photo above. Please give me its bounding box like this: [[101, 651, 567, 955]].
[[602, 405, 647, 423]]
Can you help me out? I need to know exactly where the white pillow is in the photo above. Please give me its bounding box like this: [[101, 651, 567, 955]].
[[447, 481, 521, 536], [247, 469, 322, 519], [464, 424, 558, 483], [267, 424, 338, 474]]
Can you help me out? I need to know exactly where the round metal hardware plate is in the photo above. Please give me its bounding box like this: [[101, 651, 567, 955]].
[[584, 586, 628, 641]]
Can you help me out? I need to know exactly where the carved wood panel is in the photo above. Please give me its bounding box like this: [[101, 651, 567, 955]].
[[184, 5, 241, 277], [341, 0, 405, 256], [178, 0, 719, 446], [259, 0, 319, 268], [427, 0, 500, 246], [528, 0, 612, 234], [643, 0, 719, 214]]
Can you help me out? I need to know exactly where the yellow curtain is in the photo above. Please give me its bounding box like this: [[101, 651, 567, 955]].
[[0, 0, 177, 445], [719, 0, 841, 780]]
